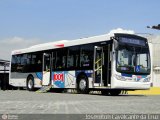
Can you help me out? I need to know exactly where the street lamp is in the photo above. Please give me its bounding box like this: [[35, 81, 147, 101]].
[[147, 24, 160, 30]]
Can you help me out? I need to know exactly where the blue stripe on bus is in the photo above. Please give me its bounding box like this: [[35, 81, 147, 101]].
[[76, 70, 93, 77], [36, 72, 42, 80]]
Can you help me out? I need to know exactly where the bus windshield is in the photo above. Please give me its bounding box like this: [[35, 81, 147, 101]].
[[116, 44, 151, 75]]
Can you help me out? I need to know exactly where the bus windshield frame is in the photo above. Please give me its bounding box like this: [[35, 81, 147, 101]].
[[116, 37, 151, 75]]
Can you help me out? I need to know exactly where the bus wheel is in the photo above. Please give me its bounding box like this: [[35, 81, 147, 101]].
[[27, 76, 34, 91], [109, 90, 121, 96], [77, 75, 89, 94]]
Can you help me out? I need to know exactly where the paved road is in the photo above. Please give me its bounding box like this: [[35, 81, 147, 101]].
[[0, 90, 160, 115]]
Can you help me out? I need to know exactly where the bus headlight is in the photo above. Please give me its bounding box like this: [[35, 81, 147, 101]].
[[115, 74, 126, 81], [144, 77, 151, 82]]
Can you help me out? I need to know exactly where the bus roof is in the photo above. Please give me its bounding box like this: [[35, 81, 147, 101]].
[[12, 33, 114, 55], [12, 32, 139, 55]]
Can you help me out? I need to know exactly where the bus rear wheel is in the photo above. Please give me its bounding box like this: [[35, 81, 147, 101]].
[[109, 90, 121, 96], [27, 76, 34, 91], [77, 75, 89, 94]]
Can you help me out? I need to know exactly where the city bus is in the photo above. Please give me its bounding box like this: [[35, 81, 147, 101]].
[[9, 33, 151, 95]]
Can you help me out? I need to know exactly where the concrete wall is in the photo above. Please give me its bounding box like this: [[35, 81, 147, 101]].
[[152, 70, 160, 87], [148, 35, 160, 87]]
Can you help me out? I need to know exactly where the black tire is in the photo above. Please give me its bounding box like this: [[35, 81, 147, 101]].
[[109, 90, 121, 96], [26, 76, 34, 91], [77, 75, 89, 94]]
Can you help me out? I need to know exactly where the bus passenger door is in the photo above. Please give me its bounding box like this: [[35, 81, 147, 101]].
[[102, 45, 111, 87], [42, 53, 51, 86], [93, 46, 104, 86]]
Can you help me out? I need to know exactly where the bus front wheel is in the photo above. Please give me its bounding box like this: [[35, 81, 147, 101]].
[[27, 76, 34, 91], [77, 75, 89, 94]]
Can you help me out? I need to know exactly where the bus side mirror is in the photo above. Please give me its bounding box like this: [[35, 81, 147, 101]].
[[114, 40, 119, 50]]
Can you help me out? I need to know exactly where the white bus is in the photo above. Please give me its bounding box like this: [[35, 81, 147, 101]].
[[9, 33, 151, 95]]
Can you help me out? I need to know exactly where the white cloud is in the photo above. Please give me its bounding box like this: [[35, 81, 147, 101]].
[[0, 37, 42, 60], [107, 28, 135, 35]]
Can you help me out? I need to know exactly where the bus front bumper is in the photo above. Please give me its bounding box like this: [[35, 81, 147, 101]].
[[111, 79, 151, 90]]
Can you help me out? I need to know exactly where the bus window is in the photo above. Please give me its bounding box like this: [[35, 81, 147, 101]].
[[80, 45, 93, 69], [55, 48, 67, 70], [26, 54, 31, 64], [11, 55, 18, 72], [21, 54, 28, 65], [67, 46, 80, 69], [67, 56, 74, 67], [30, 53, 42, 72]]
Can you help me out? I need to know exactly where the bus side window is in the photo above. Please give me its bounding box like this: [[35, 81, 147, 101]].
[[11, 55, 18, 72], [27, 54, 31, 64], [67, 56, 74, 68], [31, 53, 42, 72], [21, 55, 26, 65], [55, 48, 67, 70], [80, 45, 93, 69], [56, 58, 63, 68], [67, 46, 80, 69]]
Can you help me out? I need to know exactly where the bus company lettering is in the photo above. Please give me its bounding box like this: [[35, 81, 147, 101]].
[[54, 73, 64, 82], [53, 72, 65, 88]]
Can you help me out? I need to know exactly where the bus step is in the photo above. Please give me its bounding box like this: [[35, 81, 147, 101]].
[[36, 85, 52, 93]]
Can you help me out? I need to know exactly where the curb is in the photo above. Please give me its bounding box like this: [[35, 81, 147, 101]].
[[127, 87, 160, 95]]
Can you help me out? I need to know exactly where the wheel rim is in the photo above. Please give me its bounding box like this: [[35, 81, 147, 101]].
[[79, 79, 86, 90], [28, 79, 33, 89]]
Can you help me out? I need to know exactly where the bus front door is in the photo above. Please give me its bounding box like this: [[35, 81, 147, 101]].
[[94, 45, 111, 87], [102, 45, 111, 87], [42, 53, 51, 86], [94, 46, 104, 87]]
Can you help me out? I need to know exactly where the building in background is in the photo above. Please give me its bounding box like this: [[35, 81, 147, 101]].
[[146, 24, 160, 87], [147, 35, 160, 87]]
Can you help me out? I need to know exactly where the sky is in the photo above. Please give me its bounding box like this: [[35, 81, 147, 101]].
[[0, 0, 160, 60]]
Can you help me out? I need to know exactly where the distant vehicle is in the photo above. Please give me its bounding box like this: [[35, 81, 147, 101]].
[[9, 33, 151, 95], [0, 59, 10, 90]]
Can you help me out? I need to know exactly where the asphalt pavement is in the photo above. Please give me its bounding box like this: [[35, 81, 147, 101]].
[[0, 90, 160, 114]]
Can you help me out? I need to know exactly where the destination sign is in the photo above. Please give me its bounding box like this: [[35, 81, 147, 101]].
[[119, 37, 146, 46]]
